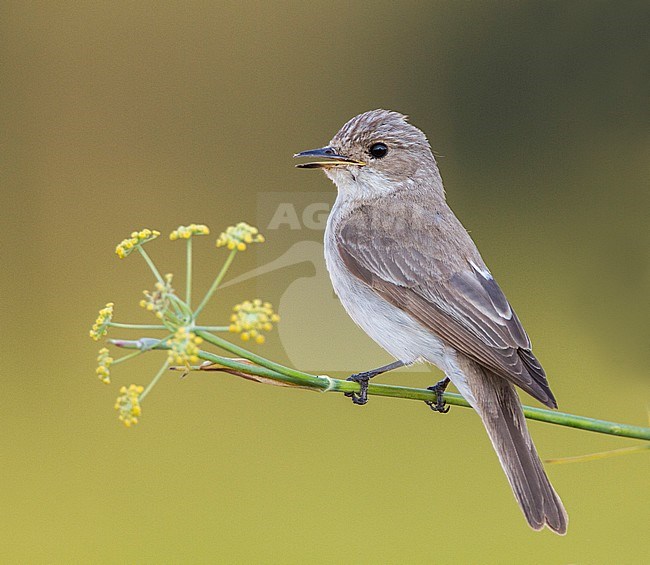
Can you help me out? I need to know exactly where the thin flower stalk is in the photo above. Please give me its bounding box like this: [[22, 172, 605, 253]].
[[108, 322, 168, 330], [170, 224, 211, 308], [139, 360, 171, 402], [193, 249, 237, 318], [186, 237, 193, 307], [137, 246, 165, 285]]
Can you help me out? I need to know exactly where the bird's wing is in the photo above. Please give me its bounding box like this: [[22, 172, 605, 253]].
[[336, 200, 556, 408]]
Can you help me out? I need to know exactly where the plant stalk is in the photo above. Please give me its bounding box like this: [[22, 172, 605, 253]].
[[193, 249, 237, 319], [186, 237, 193, 308], [111, 337, 650, 442]]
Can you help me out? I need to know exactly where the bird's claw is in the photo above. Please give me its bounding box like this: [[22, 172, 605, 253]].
[[425, 377, 451, 413], [344, 371, 373, 405]]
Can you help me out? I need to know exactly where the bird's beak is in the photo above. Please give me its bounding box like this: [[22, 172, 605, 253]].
[[293, 147, 366, 169]]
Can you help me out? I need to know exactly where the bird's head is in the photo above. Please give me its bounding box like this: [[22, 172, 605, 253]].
[[294, 109, 441, 198]]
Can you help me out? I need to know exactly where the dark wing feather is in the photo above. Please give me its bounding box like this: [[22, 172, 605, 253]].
[[336, 202, 556, 408]]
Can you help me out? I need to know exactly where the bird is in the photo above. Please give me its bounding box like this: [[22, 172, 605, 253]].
[[294, 109, 568, 534]]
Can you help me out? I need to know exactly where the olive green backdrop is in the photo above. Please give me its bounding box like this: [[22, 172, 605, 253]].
[[2, 2, 648, 563]]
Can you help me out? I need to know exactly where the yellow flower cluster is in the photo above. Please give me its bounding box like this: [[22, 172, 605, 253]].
[[216, 222, 265, 251], [115, 384, 144, 427], [140, 274, 174, 320], [89, 303, 114, 341], [169, 224, 210, 240], [115, 229, 160, 258], [167, 327, 203, 366], [96, 347, 113, 384], [229, 299, 279, 344]]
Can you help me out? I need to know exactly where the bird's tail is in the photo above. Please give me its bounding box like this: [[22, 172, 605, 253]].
[[452, 356, 568, 534]]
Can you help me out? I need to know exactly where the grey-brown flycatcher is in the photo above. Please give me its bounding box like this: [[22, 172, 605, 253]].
[[294, 109, 568, 534]]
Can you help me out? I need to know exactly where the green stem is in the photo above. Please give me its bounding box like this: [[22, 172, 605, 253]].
[[112, 337, 650, 442], [139, 360, 170, 402], [109, 322, 168, 330], [193, 249, 237, 319], [195, 330, 317, 382], [194, 326, 230, 331], [186, 237, 193, 308], [137, 247, 164, 285], [112, 350, 144, 365]]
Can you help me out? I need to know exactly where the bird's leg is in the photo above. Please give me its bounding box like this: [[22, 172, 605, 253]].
[[425, 377, 451, 413], [345, 360, 405, 406]]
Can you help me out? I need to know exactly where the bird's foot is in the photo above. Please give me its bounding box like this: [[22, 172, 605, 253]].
[[343, 361, 406, 406], [425, 377, 451, 413], [344, 371, 376, 405]]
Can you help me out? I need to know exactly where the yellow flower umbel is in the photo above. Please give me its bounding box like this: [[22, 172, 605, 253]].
[[140, 274, 176, 321], [89, 303, 114, 341], [216, 222, 265, 251], [169, 224, 210, 240], [91, 220, 282, 428], [96, 347, 113, 384], [115, 229, 160, 258], [229, 299, 280, 344], [115, 384, 144, 427], [167, 327, 203, 366]]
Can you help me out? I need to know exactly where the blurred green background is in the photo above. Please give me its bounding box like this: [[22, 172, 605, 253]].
[[2, 1, 648, 563]]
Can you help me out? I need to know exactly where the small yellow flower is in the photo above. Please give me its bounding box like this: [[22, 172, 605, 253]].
[[216, 222, 265, 251], [140, 274, 176, 321], [169, 224, 210, 240], [89, 303, 114, 341], [115, 384, 144, 427], [228, 299, 279, 344], [115, 229, 160, 258], [167, 327, 203, 366], [96, 347, 113, 384]]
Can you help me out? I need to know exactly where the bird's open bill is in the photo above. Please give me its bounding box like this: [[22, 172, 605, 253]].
[[294, 147, 366, 169]]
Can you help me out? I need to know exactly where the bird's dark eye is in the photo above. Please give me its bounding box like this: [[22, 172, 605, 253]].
[[369, 142, 388, 159]]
